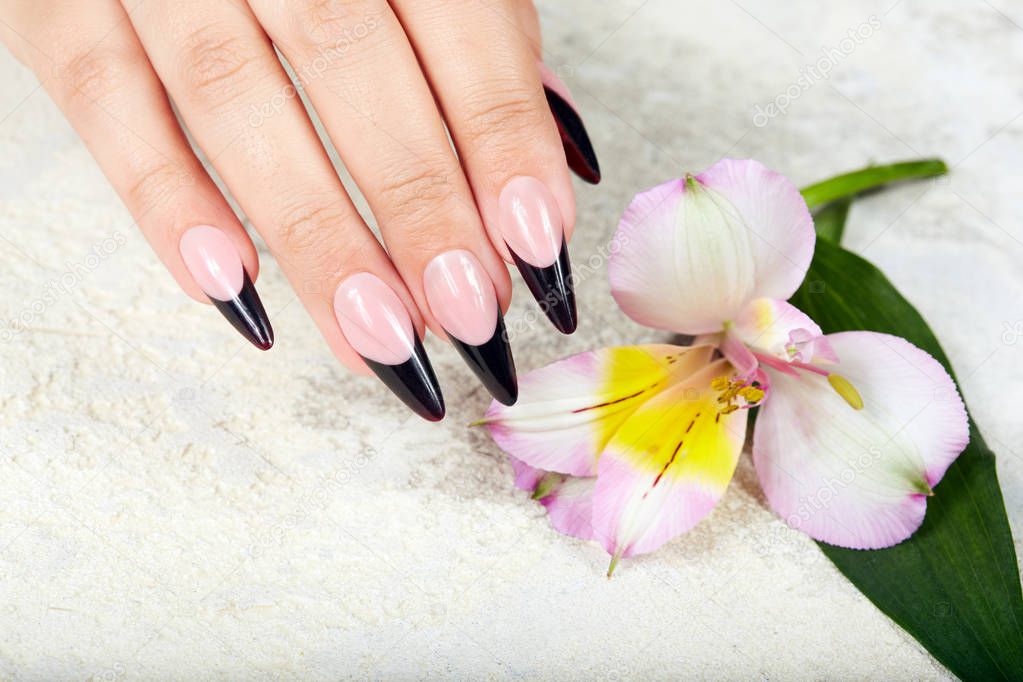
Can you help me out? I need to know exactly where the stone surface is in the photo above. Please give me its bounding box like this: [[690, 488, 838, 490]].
[[0, 0, 1020, 678]]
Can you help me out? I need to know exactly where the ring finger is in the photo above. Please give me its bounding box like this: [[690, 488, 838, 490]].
[[392, 0, 597, 336]]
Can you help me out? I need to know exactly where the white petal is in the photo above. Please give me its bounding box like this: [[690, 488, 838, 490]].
[[697, 159, 815, 301], [610, 160, 816, 334], [610, 176, 754, 333], [753, 332, 969, 549]]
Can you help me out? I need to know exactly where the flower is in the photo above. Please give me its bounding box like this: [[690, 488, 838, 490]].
[[478, 159, 969, 575]]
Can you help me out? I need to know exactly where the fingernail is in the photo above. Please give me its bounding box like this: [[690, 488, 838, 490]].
[[334, 273, 445, 422], [423, 250, 517, 405], [539, 62, 601, 184], [179, 226, 274, 350], [498, 176, 577, 334]]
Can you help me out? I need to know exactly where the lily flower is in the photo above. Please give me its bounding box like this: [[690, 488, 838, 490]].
[[478, 159, 968, 575]]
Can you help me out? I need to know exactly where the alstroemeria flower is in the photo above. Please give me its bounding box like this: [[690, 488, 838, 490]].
[[480, 159, 969, 573]]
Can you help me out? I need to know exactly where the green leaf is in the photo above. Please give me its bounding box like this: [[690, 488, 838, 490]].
[[791, 240, 1023, 681], [811, 197, 852, 243], [801, 159, 948, 210]]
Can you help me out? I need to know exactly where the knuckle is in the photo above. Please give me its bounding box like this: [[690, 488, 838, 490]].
[[272, 0, 387, 77], [391, 219, 453, 259], [292, 0, 381, 47], [274, 197, 350, 276], [124, 160, 190, 212], [461, 86, 547, 145], [176, 25, 262, 109], [376, 165, 458, 226], [56, 49, 129, 112]]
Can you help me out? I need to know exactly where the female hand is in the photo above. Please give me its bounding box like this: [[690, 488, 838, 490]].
[[0, 0, 600, 420]]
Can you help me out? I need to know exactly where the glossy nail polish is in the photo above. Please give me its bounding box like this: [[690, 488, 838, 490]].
[[179, 226, 273, 350], [423, 250, 517, 405], [539, 62, 601, 184], [498, 176, 577, 334], [334, 273, 445, 422]]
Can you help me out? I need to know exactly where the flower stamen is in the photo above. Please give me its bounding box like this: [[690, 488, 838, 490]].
[[739, 385, 765, 403], [827, 373, 864, 410], [752, 350, 864, 410], [713, 375, 765, 414]]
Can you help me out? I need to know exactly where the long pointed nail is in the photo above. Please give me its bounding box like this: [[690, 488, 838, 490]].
[[334, 273, 445, 422], [179, 226, 274, 350], [539, 63, 600, 184], [423, 250, 517, 405], [499, 176, 577, 334]]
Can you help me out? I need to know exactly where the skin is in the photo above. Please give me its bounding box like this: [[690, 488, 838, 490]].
[[0, 0, 575, 375]]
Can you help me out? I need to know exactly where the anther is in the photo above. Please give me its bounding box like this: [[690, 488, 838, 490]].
[[827, 373, 864, 410]]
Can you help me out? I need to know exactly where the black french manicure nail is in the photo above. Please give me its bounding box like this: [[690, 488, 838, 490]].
[[362, 336, 446, 422], [334, 272, 445, 422], [511, 239, 577, 335], [179, 225, 274, 350], [498, 176, 578, 335], [213, 271, 274, 350], [545, 85, 601, 184], [448, 312, 518, 406], [423, 250, 518, 406]]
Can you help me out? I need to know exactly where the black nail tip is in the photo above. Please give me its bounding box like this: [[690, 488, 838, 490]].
[[510, 240, 577, 335], [544, 86, 601, 185], [450, 314, 518, 406], [363, 337, 446, 422], [210, 272, 274, 350]]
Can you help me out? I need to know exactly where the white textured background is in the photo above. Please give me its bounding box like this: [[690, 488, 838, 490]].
[[0, 0, 1021, 678]]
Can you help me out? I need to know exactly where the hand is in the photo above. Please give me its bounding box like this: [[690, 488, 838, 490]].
[[0, 0, 600, 420]]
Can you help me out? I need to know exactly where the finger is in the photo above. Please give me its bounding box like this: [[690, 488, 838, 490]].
[[515, 1, 601, 185], [124, 0, 446, 420], [510, 0, 543, 55], [249, 0, 518, 405], [391, 0, 594, 335], [12, 0, 273, 349]]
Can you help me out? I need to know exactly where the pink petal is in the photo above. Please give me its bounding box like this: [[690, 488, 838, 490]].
[[508, 458, 596, 542], [591, 360, 749, 561], [789, 328, 839, 365], [720, 327, 759, 376], [609, 159, 815, 335], [509, 457, 544, 492], [733, 298, 835, 365], [753, 332, 969, 549], [481, 344, 715, 476], [538, 476, 597, 541]]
